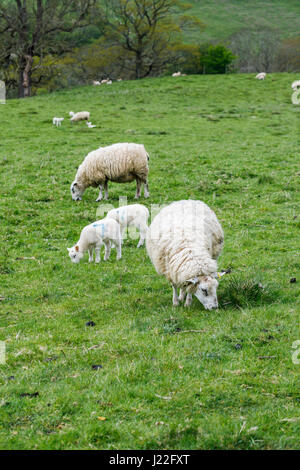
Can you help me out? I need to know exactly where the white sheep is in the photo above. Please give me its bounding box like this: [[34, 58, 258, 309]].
[[291, 80, 300, 90], [86, 122, 96, 128], [52, 117, 64, 127], [146, 200, 225, 310], [106, 204, 149, 248], [70, 143, 150, 202], [67, 218, 121, 264], [69, 111, 90, 122], [93, 80, 101, 86], [255, 72, 266, 80], [101, 79, 109, 84], [172, 71, 182, 77], [106, 80, 112, 85]]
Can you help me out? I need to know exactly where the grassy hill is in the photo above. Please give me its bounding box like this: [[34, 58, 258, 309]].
[[186, 0, 300, 43], [0, 73, 300, 449]]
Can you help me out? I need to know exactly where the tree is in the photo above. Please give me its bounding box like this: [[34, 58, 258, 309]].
[[201, 44, 235, 74], [100, 0, 202, 79], [0, 0, 97, 98]]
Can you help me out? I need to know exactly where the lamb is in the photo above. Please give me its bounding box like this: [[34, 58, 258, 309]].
[[70, 143, 150, 202], [146, 200, 225, 310], [52, 117, 64, 127], [255, 72, 266, 80], [106, 204, 149, 248], [67, 218, 121, 264], [86, 122, 96, 128], [291, 80, 300, 90], [69, 111, 90, 122]]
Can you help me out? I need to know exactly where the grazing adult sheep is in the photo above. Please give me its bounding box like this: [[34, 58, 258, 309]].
[[69, 111, 90, 122], [70, 143, 150, 202], [106, 204, 149, 248], [67, 218, 121, 264], [255, 72, 266, 80], [146, 200, 225, 310], [291, 80, 300, 90], [172, 71, 182, 77]]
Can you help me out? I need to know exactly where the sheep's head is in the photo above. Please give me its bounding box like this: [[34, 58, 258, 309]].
[[185, 272, 227, 310], [67, 245, 83, 263], [70, 181, 84, 201]]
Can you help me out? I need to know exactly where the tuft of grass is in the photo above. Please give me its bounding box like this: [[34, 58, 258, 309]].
[[219, 275, 278, 309]]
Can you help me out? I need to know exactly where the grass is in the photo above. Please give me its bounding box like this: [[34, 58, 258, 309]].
[[0, 72, 300, 449], [186, 0, 300, 43]]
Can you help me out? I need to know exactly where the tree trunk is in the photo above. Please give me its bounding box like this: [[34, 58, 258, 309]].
[[18, 55, 33, 98], [135, 51, 142, 79]]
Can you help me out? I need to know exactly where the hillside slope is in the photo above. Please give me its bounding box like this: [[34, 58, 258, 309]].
[[186, 0, 300, 43]]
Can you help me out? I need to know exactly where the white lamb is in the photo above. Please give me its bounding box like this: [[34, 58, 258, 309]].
[[70, 143, 150, 202], [146, 200, 225, 310], [106, 204, 149, 248], [52, 117, 64, 127], [67, 218, 121, 264], [255, 72, 266, 80], [69, 111, 90, 122], [291, 80, 300, 90]]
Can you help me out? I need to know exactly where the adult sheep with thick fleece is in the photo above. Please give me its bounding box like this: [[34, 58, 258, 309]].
[[67, 218, 121, 264], [146, 200, 225, 310], [70, 143, 150, 202], [106, 204, 149, 248], [69, 111, 90, 122]]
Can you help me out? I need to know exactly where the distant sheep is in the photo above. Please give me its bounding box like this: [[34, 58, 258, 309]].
[[106, 80, 112, 85], [172, 72, 181, 77], [93, 80, 101, 86], [292, 80, 300, 90], [146, 200, 225, 310], [67, 218, 121, 264], [69, 111, 90, 122], [255, 72, 266, 80], [86, 122, 96, 128], [101, 79, 110, 84], [52, 117, 64, 127], [70, 143, 150, 202], [106, 204, 149, 248]]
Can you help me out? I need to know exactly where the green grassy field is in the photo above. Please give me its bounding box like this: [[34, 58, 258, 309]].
[[187, 0, 300, 43], [0, 73, 300, 450]]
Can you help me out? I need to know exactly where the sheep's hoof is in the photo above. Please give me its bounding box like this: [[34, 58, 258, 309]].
[[95, 260, 100, 264], [96, 198, 102, 202]]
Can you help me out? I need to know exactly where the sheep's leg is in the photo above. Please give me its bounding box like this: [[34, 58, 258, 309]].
[[95, 244, 101, 263], [104, 241, 111, 261], [185, 293, 193, 307], [104, 180, 109, 200], [88, 247, 94, 263], [179, 288, 186, 302], [120, 226, 126, 245], [96, 185, 103, 202], [172, 284, 179, 306], [113, 238, 122, 260], [137, 223, 147, 248], [143, 181, 149, 198], [135, 178, 141, 199]]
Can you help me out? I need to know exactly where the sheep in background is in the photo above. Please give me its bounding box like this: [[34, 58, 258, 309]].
[[146, 200, 225, 310], [292, 80, 300, 90], [67, 218, 121, 264], [70, 143, 150, 202], [93, 80, 101, 86], [106, 204, 149, 248], [101, 79, 110, 84], [172, 71, 181, 77], [106, 80, 113, 85], [69, 111, 90, 122], [52, 117, 64, 127], [255, 72, 266, 80]]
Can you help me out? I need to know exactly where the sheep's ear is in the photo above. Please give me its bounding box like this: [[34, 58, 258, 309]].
[[67, 247, 71, 252], [186, 277, 199, 285], [75, 245, 79, 252]]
